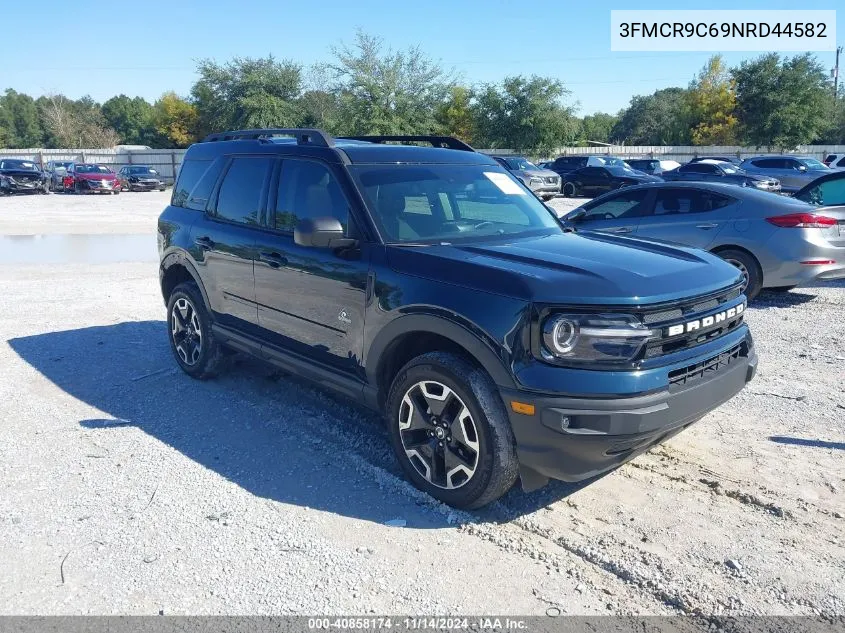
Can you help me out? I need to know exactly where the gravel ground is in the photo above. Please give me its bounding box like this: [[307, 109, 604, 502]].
[[0, 192, 843, 617]]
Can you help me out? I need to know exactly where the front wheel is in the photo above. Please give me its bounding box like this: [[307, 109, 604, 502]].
[[716, 249, 763, 300], [167, 282, 226, 379], [386, 352, 519, 509], [562, 182, 576, 197]]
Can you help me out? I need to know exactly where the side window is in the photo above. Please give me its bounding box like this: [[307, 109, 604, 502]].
[[172, 159, 212, 208], [753, 158, 783, 169], [785, 159, 803, 171], [797, 178, 845, 206], [580, 190, 649, 221], [836, 157, 845, 168], [274, 159, 348, 233], [214, 157, 272, 225], [652, 190, 732, 216]]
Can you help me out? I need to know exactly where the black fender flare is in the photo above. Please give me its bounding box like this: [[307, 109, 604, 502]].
[[364, 313, 517, 392], [159, 249, 211, 309]]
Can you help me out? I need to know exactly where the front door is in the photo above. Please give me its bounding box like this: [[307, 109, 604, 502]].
[[254, 157, 369, 376]]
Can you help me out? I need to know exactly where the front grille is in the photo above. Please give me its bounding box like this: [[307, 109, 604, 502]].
[[640, 284, 745, 359], [669, 343, 743, 387]]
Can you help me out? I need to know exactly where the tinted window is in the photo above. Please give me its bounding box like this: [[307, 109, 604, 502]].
[[580, 167, 607, 178], [580, 190, 649, 221], [652, 189, 732, 215], [751, 158, 784, 169], [214, 157, 272, 225], [172, 159, 212, 208], [680, 163, 710, 174], [796, 176, 845, 206], [274, 159, 348, 233]]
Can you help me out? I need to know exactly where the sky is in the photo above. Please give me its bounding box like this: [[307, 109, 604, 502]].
[[1, 0, 842, 115]]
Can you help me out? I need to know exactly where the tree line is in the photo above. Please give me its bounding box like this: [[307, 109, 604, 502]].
[[2, 32, 844, 154]]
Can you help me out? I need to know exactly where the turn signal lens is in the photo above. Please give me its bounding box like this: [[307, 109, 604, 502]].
[[511, 401, 536, 416]]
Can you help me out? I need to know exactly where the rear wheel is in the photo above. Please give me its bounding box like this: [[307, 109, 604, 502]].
[[716, 248, 762, 300], [386, 352, 519, 509], [167, 282, 226, 379]]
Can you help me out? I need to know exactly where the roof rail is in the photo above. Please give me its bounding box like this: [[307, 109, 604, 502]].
[[202, 128, 335, 147], [337, 135, 475, 152]]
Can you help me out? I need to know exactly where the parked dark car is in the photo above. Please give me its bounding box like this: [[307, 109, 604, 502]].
[[739, 156, 829, 193], [117, 165, 167, 192], [626, 159, 681, 175], [561, 165, 661, 197], [45, 160, 74, 191], [559, 182, 845, 298], [0, 159, 50, 195], [661, 161, 780, 192], [689, 156, 742, 166], [64, 163, 121, 194], [822, 153, 845, 168], [157, 128, 755, 509], [490, 155, 560, 200]]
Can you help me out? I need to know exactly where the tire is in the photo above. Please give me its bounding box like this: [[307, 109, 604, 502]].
[[766, 285, 797, 293], [166, 281, 226, 380], [715, 248, 762, 300], [562, 182, 576, 197], [385, 352, 519, 509]]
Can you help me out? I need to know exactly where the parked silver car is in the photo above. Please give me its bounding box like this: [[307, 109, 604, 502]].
[[44, 160, 73, 191], [739, 155, 830, 193], [558, 182, 845, 299], [490, 155, 561, 199]]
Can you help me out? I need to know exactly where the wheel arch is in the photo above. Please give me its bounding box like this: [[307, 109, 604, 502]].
[[366, 315, 516, 409], [709, 244, 763, 275], [160, 252, 211, 309]]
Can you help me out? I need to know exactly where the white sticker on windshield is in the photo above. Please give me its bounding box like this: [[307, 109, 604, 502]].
[[483, 171, 527, 195]]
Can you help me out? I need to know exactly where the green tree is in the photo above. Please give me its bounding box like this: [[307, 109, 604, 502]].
[[577, 112, 620, 144], [0, 89, 44, 148], [472, 76, 576, 154], [102, 95, 156, 145], [732, 53, 831, 149], [686, 56, 738, 145], [297, 65, 340, 131], [436, 86, 476, 143], [192, 56, 303, 136], [328, 31, 453, 135], [153, 92, 198, 148], [612, 88, 691, 145]]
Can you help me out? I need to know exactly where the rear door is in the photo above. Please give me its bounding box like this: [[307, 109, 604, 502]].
[[569, 188, 651, 235], [576, 167, 610, 196], [190, 155, 271, 331], [636, 187, 738, 248]]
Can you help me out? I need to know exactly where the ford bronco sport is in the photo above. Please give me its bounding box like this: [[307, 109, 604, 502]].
[[157, 128, 757, 509]]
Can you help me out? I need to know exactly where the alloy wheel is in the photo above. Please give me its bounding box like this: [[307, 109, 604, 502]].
[[171, 297, 203, 366], [398, 381, 480, 490], [724, 258, 749, 292]]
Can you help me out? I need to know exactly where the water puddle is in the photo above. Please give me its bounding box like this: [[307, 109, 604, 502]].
[[0, 234, 157, 264]]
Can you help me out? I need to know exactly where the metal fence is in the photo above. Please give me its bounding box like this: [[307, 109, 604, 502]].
[[479, 145, 845, 162], [0, 148, 187, 184]]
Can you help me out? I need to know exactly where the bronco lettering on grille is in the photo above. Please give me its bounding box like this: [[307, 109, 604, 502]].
[[665, 302, 745, 338]]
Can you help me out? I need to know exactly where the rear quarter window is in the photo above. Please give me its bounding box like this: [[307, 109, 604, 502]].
[[172, 159, 213, 208]]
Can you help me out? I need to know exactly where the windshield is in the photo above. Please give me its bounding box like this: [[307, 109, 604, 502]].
[[600, 157, 630, 168], [504, 157, 538, 171], [128, 166, 157, 175], [75, 164, 112, 174], [799, 158, 827, 170], [0, 159, 38, 171], [351, 165, 561, 244], [606, 165, 639, 176]]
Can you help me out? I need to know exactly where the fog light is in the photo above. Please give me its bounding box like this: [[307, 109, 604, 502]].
[[559, 415, 571, 430]]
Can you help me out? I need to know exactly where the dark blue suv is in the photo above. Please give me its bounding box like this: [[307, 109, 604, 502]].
[[158, 129, 756, 509]]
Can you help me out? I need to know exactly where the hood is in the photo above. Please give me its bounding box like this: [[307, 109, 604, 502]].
[[75, 172, 117, 181], [387, 231, 742, 306]]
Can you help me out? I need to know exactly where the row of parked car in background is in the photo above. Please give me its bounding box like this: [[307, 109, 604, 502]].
[[0, 158, 167, 195]]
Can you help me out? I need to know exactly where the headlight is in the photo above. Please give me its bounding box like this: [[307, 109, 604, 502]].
[[751, 180, 768, 189], [540, 313, 654, 366], [529, 177, 543, 185]]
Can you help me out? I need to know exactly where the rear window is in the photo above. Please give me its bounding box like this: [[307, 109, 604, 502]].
[[172, 159, 212, 208]]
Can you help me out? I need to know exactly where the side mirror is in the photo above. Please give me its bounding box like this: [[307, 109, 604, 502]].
[[567, 209, 587, 222], [294, 217, 355, 249], [797, 165, 807, 172]]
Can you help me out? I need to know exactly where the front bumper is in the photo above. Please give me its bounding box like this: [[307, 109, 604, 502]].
[[501, 339, 757, 485], [2, 178, 43, 192], [78, 179, 119, 192]]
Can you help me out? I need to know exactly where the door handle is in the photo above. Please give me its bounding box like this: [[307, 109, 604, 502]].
[[606, 226, 633, 234], [696, 223, 719, 229], [194, 236, 214, 250], [259, 251, 288, 268]]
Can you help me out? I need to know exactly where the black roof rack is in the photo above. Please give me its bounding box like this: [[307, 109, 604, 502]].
[[337, 135, 475, 152], [202, 128, 334, 147]]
